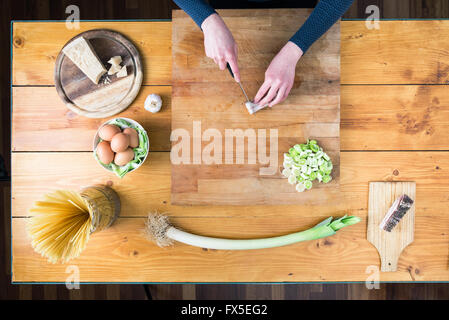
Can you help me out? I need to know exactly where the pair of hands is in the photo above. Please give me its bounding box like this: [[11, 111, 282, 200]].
[[201, 14, 303, 107]]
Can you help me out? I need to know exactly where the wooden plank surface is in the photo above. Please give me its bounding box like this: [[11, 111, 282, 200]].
[[12, 213, 449, 282], [12, 154, 449, 281], [11, 17, 449, 282], [11, 151, 449, 217], [368, 182, 416, 272], [171, 9, 340, 205], [12, 84, 449, 151], [12, 86, 172, 152], [12, 20, 449, 86], [341, 85, 449, 150], [12, 21, 449, 151], [341, 20, 449, 84], [12, 21, 171, 85]]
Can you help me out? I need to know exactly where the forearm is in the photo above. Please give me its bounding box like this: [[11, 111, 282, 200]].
[[173, 0, 216, 29], [290, 0, 354, 53]]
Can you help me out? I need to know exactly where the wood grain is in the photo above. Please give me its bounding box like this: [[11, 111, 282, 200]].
[[12, 84, 449, 151], [12, 21, 171, 85], [5, 0, 449, 298], [11, 151, 449, 219], [341, 85, 449, 150], [12, 20, 449, 86], [12, 86, 172, 152], [341, 20, 449, 84], [11, 214, 449, 282], [11, 17, 449, 283], [172, 9, 340, 205], [368, 182, 416, 272]]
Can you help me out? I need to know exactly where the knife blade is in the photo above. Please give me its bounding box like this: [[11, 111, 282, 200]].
[[226, 63, 250, 102]]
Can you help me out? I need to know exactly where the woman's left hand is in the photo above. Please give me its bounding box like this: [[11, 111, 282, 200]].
[[254, 41, 303, 107]]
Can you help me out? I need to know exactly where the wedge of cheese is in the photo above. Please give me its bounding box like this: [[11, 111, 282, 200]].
[[62, 37, 107, 84], [116, 65, 128, 78], [108, 64, 122, 75], [108, 56, 122, 67]]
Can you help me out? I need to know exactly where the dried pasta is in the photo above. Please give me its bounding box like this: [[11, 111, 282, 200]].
[[27, 190, 93, 264]]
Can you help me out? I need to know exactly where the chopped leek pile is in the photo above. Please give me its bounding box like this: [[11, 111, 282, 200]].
[[282, 140, 333, 192], [95, 118, 149, 178]]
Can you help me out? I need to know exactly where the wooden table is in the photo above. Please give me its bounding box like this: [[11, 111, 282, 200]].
[[11, 13, 449, 283]]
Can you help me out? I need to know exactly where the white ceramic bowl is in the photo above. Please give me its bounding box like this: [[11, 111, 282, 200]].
[[93, 117, 149, 176]]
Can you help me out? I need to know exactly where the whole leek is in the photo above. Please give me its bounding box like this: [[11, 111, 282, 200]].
[[145, 214, 360, 250]]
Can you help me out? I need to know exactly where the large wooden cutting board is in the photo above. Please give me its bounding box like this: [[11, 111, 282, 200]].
[[171, 9, 340, 205]]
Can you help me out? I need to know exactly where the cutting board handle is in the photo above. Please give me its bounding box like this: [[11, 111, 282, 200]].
[[376, 243, 407, 272]]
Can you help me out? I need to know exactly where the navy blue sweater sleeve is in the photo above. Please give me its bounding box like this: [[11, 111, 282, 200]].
[[173, 0, 216, 28], [290, 0, 354, 53]]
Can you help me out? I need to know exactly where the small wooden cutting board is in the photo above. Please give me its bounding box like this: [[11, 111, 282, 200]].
[[55, 29, 143, 118], [368, 181, 416, 272]]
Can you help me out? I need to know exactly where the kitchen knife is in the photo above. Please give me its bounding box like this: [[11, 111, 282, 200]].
[[226, 63, 268, 115], [226, 63, 250, 102]]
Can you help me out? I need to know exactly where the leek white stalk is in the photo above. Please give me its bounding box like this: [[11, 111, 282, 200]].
[[145, 214, 360, 250]]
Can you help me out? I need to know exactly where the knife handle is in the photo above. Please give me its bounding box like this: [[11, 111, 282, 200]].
[[226, 63, 234, 78]]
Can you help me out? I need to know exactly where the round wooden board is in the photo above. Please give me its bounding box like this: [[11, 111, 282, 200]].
[[54, 29, 143, 118]]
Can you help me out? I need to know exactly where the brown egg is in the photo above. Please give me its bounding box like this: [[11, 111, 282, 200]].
[[96, 141, 114, 165], [123, 128, 139, 148], [110, 133, 130, 152], [114, 148, 135, 166], [98, 124, 121, 141]]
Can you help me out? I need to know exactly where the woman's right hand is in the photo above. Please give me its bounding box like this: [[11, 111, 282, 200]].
[[201, 13, 240, 82]]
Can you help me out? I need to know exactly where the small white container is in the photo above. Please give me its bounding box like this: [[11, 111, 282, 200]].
[[93, 117, 150, 176]]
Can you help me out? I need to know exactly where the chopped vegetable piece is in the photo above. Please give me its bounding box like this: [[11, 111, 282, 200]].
[[296, 183, 306, 192], [304, 180, 313, 190], [310, 144, 319, 152], [288, 175, 297, 185], [294, 144, 302, 153], [282, 168, 291, 177]]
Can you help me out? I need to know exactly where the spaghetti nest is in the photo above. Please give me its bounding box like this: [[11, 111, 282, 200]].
[[27, 190, 92, 264]]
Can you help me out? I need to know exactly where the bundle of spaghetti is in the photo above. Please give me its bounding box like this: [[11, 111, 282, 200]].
[[27, 190, 93, 264]]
